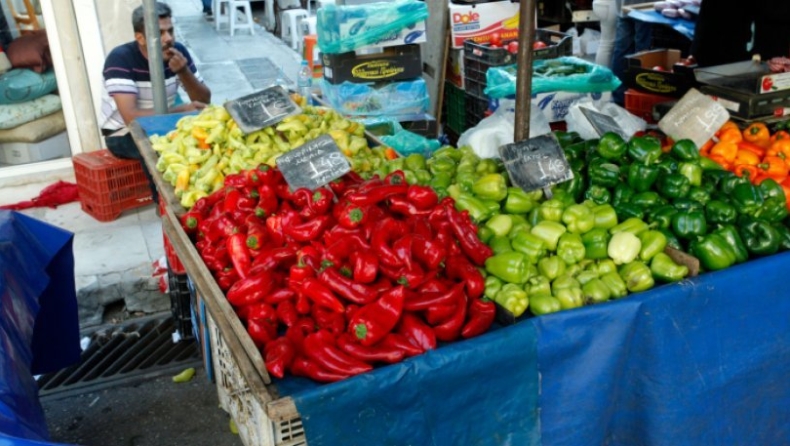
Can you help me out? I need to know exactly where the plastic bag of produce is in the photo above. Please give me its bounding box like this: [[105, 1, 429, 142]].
[[485, 56, 622, 99], [317, 0, 428, 54], [320, 78, 429, 117], [380, 129, 440, 157]]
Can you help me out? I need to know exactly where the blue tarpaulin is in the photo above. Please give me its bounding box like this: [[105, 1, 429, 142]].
[[0, 211, 80, 445], [627, 10, 696, 40]]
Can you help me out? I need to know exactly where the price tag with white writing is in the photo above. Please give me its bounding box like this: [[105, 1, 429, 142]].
[[659, 88, 730, 148], [224, 85, 301, 134], [580, 107, 630, 140], [276, 134, 351, 191], [498, 134, 573, 193]]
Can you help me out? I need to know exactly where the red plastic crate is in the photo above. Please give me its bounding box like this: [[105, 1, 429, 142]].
[[163, 231, 186, 275], [624, 89, 674, 124], [73, 149, 153, 222]]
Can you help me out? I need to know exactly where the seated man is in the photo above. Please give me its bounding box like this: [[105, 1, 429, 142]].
[[99, 2, 211, 204]]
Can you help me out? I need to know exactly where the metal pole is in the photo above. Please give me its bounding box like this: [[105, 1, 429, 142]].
[[143, 0, 168, 114], [513, 0, 536, 141]]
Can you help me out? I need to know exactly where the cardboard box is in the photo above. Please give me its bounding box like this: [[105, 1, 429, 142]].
[[322, 44, 422, 84], [446, 48, 465, 89], [625, 49, 697, 98], [0, 131, 70, 165], [449, 1, 521, 49]]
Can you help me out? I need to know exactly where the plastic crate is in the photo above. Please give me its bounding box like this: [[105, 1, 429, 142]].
[[463, 29, 573, 66], [466, 94, 492, 130], [163, 230, 186, 275], [73, 149, 153, 222], [444, 82, 467, 134], [624, 88, 675, 123], [169, 267, 193, 340]]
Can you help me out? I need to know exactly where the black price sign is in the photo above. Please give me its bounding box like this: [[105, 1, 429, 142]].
[[224, 85, 301, 134], [498, 134, 573, 193], [580, 107, 630, 140], [276, 134, 351, 191]]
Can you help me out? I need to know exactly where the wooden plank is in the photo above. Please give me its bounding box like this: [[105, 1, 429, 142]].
[[266, 396, 300, 423], [622, 2, 655, 13]]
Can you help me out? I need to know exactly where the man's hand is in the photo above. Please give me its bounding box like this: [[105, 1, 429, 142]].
[[173, 101, 208, 113], [166, 47, 189, 74]]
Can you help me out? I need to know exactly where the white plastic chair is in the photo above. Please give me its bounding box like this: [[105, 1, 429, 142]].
[[281, 8, 308, 50], [214, 0, 255, 36]]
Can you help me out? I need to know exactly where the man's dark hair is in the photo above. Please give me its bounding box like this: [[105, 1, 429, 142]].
[[131, 2, 172, 34]]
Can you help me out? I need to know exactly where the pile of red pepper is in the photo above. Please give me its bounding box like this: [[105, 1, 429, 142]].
[[179, 165, 496, 382]]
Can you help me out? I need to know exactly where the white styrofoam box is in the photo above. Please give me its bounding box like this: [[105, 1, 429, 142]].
[[0, 131, 70, 165], [449, 1, 521, 48]]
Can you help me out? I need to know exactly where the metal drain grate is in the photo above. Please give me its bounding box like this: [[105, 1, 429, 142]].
[[38, 314, 202, 401]]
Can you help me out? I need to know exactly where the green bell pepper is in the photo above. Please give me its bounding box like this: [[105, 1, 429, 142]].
[[403, 170, 419, 185], [477, 226, 495, 245], [631, 191, 665, 210], [627, 164, 660, 193], [699, 155, 726, 171], [584, 185, 612, 205], [650, 252, 689, 282], [414, 169, 432, 185], [638, 229, 668, 262], [582, 278, 612, 304], [551, 274, 581, 293], [686, 186, 711, 205], [671, 210, 707, 240], [387, 157, 406, 173], [529, 294, 562, 316], [670, 139, 700, 161], [720, 173, 751, 196], [504, 187, 541, 214], [485, 251, 530, 284], [610, 217, 650, 236], [679, 162, 703, 187], [705, 200, 737, 225], [731, 183, 765, 217], [531, 220, 567, 251], [690, 233, 737, 271], [526, 275, 551, 298], [484, 275, 503, 300], [648, 205, 679, 230], [557, 233, 586, 265], [489, 235, 513, 255], [538, 199, 567, 223], [672, 198, 704, 213], [455, 171, 477, 193], [772, 222, 790, 251], [713, 224, 749, 264], [527, 208, 542, 227], [590, 159, 623, 188], [657, 157, 680, 175], [582, 228, 611, 260], [429, 170, 453, 190], [613, 202, 645, 221], [538, 256, 567, 281], [455, 193, 493, 223], [618, 260, 655, 292], [594, 259, 618, 275], [592, 204, 619, 230], [555, 130, 582, 149], [485, 214, 514, 238], [475, 158, 500, 175], [576, 270, 600, 285], [597, 132, 628, 160], [555, 171, 585, 203], [433, 146, 463, 162], [656, 173, 691, 199], [738, 219, 780, 256], [756, 197, 789, 223], [511, 231, 547, 264], [627, 136, 663, 165], [658, 228, 683, 251], [427, 155, 457, 176], [600, 271, 628, 298], [561, 204, 595, 234], [508, 222, 532, 240], [472, 173, 508, 202], [612, 183, 635, 207], [494, 283, 529, 317], [552, 275, 584, 309], [608, 231, 642, 265], [404, 153, 427, 171], [551, 189, 577, 209]]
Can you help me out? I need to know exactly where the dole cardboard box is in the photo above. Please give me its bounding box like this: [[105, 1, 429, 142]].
[[322, 44, 422, 84], [449, 1, 521, 49]]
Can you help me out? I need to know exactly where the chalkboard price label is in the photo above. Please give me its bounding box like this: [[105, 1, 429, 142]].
[[276, 134, 351, 191], [580, 107, 630, 140], [224, 85, 301, 134], [498, 134, 573, 192]]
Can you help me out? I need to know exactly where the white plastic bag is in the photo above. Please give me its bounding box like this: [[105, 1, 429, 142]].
[[457, 101, 551, 159], [566, 98, 647, 140]]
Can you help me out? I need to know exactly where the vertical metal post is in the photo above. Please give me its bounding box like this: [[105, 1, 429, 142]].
[[513, 0, 536, 142], [143, 0, 168, 115]]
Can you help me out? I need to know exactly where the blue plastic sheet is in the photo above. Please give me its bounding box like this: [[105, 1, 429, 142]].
[[0, 211, 80, 444], [627, 10, 696, 40]]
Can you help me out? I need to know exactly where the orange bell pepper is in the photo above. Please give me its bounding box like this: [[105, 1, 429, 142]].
[[736, 141, 766, 158], [717, 127, 743, 144], [733, 149, 761, 166], [706, 153, 732, 171], [699, 139, 714, 156], [709, 141, 739, 163], [733, 164, 759, 181], [743, 122, 771, 147], [767, 139, 790, 163], [770, 130, 790, 144], [757, 155, 789, 182], [716, 121, 740, 137]]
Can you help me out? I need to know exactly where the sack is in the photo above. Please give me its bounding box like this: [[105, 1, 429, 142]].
[[0, 68, 57, 105]]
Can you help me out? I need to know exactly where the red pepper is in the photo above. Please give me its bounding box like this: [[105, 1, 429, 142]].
[[295, 293, 311, 315], [392, 234, 415, 270], [370, 277, 393, 295], [247, 318, 276, 348], [192, 192, 223, 215], [396, 313, 437, 351], [324, 234, 370, 265], [333, 200, 370, 229], [418, 278, 450, 294], [285, 215, 333, 242], [295, 187, 334, 218], [461, 298, 495, 339], [214, 267, 239, 292], [378, 332, 423, 357], [180, 210, 203, 235], [226, 232, 251, 279], [328, 177, 350, 197], [285, 318, 316, 355], [344, 304, 360, 321], [255, 184, 279, 219], [312, 306, 346, 335], [275, 183, 299, 203], [428, 200, 452, 233], [237, 194, 257, 211], [404, 283, 463, 312], [425, 303, 457, 326], [276, 300, 299, 327], [200, 243, 228, 273], [223, 188, 243, 214], [264, 337, 295, 379], [226, 271, 275, 307], [446, 206, 493, 266], [346, 182, 409, 207], [263, 288, 296, 305], [379, 263, 434, 290], [336, 333, 406, 364], [246, 302, 278, 348], [433, 291, 467, 342], [317, 267, 378, 305], [303, 330, 373, 376], [384, 170, 407, 186], [224, 173, 246, 188], [350, 250, 378, 284], [406, 184, 439, 209], [204, 213, 238, 244], [290, 356, 350, 383], [244, 166, 264, 186], [435, 229, 462, 256], [249, 246, 297, 274], [444, 254, 485, 300], [388, 196, 432, 217], [348, 175, 384, 196], [371, 218, 408, 267], [257, 165, 283, 187], [299, 277, 346, 313], [264, 213, 286, 246], [289, 261, 316, 284], [245, 216, 268, 252], [412, 235, 446, 271], [348, 285, 405, 346], [322, 225, 365, 249]]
